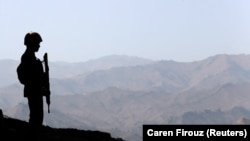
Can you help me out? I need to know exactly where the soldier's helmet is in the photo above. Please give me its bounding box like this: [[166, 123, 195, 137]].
[[24, 32, 43, 46]]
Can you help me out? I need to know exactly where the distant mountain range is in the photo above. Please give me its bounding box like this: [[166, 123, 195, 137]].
[[1, 54, 250, 141], [0, 55, 152, 87]]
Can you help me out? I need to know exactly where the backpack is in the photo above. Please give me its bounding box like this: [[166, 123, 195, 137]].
[[16, 62, 27, 85]]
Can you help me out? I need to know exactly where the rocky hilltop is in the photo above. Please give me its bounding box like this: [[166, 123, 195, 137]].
[[0, 109, 124, 141]]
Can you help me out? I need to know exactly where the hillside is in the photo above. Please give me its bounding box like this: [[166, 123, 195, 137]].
[[5, 83, 250, 141], [169, 107, 250, 124], [2, 54, 250, 141], [55, 54, 250, 94], [0, 109, 124, 141]]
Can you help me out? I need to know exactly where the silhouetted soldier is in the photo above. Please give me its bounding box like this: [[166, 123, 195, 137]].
[[17, 32, 46, 130]]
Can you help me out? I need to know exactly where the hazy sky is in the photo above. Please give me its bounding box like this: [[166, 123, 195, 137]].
[[1, 0, 250, 62]]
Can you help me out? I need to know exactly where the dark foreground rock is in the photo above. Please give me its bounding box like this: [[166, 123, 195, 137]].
[[0, 110, 124, 141]]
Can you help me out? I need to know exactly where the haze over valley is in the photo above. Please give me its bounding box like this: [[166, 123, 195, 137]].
[[1, 54, 250, 141]]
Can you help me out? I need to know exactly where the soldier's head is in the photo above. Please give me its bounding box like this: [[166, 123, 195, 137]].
[[24, 32, 42, 52]]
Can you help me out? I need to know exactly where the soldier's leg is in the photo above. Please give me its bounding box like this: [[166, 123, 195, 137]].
[[28, 96, 44, 129]]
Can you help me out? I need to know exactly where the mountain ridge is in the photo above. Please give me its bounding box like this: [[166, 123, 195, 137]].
[[0, 55, 153, 87], [1, 53, 250, 140]]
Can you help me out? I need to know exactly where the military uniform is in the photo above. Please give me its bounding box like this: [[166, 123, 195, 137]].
[[18, 32, 45, 129]]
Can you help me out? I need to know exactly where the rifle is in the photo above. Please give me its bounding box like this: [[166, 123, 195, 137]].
[[43, 53, 51, 113]]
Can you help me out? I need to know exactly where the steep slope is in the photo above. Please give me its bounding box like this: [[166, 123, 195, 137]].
[[186, 54, 250, 90]]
